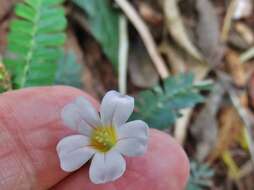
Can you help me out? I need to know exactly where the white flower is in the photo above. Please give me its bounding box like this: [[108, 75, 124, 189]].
[[56, 90, 149, 184]]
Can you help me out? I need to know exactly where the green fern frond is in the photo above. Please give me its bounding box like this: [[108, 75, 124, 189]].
[[4, 0, 67, 88], [131, 73, 206, 130]]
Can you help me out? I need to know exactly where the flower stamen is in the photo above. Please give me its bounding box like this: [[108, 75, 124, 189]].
[[90, 126, 117, 152]]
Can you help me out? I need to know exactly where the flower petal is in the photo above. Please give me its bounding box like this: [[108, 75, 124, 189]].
[[115, 120, 149, 157], [89, 151, 126, 184], [61, 96, 101, 135], [57, 135, 95, 172], [100, 90, 134, 127], [74, 97, 101, 127]]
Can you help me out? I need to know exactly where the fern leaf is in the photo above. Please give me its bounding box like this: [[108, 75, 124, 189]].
[[4, 0, 67, 88], [131, 73, 205, 130]]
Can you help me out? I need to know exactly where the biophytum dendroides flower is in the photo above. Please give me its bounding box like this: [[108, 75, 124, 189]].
[[57, 90, 149, 184]]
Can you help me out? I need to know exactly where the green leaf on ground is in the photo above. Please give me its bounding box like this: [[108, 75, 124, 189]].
[[55, 51, 83, 88], [131, 73, 206, 130], [187, 161, 214, 190], [73, 0, 119, 69]]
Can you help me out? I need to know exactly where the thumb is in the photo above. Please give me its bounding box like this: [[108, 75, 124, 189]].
[[0, 86, 95, 189]]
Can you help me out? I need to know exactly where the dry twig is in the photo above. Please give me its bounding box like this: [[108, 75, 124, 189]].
[[114, 0, 169, 79], [163, 0, 203, 62], [221, 0, 237, 42], [118, 15, 129, 94]]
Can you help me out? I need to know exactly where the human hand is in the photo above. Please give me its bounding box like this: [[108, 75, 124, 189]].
[[0, 86, 189, 190]]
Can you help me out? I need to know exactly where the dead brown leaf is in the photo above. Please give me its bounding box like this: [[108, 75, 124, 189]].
[[196, 0, 224, 66], [225, 50, 247, 87], [235, 22, 254, 46], [163, 0, 204, 62], [159, 43, 186, 74], [209, 106, 245, 162], [190, 83, 224, 161], [138, 2, 162, 26], [129, 38, 159, 88]]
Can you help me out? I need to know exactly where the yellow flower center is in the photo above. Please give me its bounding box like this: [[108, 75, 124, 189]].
[[90, 126, 117, 152]]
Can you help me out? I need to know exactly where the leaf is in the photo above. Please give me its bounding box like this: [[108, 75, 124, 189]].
[[190, 83, 223, 161], [4, 0, 67, 88], [209, 107, 245, 162], [55, 51, 83, 88], [131, 73, 205, 130], [186, 183, 202, 190], [186, 161, 214, 190], [225, 50, 246, 87], [163, 0, 204, 62], [240, 46, 254, 63], [196, 0, 224, 66], [73, 0, 119, 69], [221, 150, 240, 179], [129, 38, 159, 88]]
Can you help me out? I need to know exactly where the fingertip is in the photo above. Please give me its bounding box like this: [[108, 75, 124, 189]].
[[150, 129, 190, 189]]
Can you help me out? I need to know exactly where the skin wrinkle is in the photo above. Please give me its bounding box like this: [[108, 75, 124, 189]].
[[14, 129, 37, 189], [24, 123, 71, 188], [3, 90, 70, 190], [113, 164, 149, 190], [5, 106, 43, 189], [51, 165, 119, 190], [25, 120, 64, 151], [117, 156, 155, 189], [0, 129, 16, 188], [0, 118, 35, 190], [126, 170, 151, 190], [0, 171, 13, 188]]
